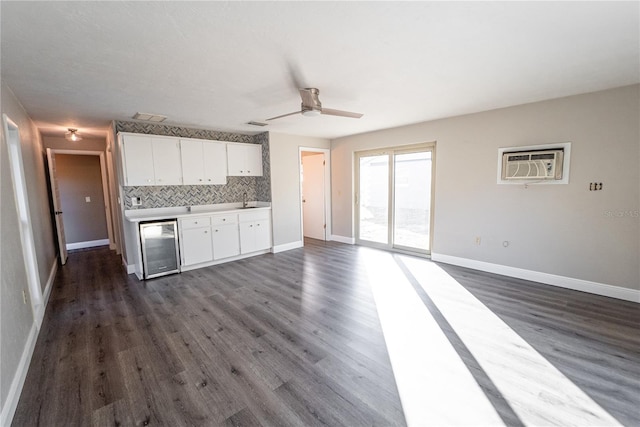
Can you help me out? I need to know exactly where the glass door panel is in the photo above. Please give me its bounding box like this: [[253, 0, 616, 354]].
[[358, 155, 389, 244], [393, 151, 432, 251]]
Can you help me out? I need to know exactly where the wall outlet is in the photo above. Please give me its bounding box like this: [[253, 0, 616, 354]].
[[85, 196, 91, 203], [475, 237, 481, 245], [131, 196, 142, 206]]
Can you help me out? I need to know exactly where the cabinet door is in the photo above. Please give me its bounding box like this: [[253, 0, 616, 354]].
[[227, 144, 246, 176], [212, 223, 240, 260], [180, 139, 205, 185], [253, 219, 271, 251], [122, 134, 155, 186], [245, 144, 263, 176], [181, 227, 213, 266], [152, 138, 182, 185], [239, 222, 255, 254], [227, 144, 263, 176], [203, 141, 227, 185]]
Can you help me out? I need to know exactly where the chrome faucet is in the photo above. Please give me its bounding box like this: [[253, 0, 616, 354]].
[[242, 192, 248, 208]]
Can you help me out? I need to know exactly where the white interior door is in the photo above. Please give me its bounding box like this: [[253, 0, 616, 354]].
[[46, 148, 68, 264], [302, 153, 326, 240]]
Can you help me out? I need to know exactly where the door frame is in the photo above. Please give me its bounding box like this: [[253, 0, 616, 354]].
[[298, 147, 332, 243], [354, 142, 436, 256], [2, 113, 45, 325], [46, 149, 115, 255]]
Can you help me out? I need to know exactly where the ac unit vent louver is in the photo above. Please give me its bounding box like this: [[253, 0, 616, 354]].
[[502, 149, 564, 180]]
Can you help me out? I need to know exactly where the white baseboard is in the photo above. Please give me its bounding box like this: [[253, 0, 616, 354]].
[[0, 322, 38, 427], [126, 264, 135, 275], [43, 259, 58, 309], [66, 239, 109, 250], [330, 235, 355, 244], [431, 253, 640, 303], [272, 241, 303, 253]]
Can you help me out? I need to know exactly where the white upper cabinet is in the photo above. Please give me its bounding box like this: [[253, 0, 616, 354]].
[[227, 143, 263, 176], [122, 134, 154, 186], [152, 137, 182, 185], [121, 134, 182, 186], [181, 139, 227, 185], [121, 133, 263, 186]]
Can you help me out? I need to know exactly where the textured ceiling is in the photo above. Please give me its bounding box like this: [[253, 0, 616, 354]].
[[1, 1, 638, 139]]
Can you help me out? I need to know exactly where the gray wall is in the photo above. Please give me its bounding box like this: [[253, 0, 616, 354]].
[[55, 154, 108, 243], [269, 132, 330, 247], [1, 82, 57, 418], [332, 84, 639, 291]]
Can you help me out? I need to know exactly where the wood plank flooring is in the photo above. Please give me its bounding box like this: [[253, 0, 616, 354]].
[[12, 240, 640, 426]]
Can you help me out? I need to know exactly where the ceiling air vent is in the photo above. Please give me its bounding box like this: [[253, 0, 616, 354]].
[[247, 121, 268, 127], [132, 112, 167, 122]]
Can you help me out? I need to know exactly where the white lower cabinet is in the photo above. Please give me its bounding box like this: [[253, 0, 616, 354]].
[[179, 217, 213, 266], [211, 214, 240, 260], [239, 211, 272, 254], [179, 209, 270, 269]]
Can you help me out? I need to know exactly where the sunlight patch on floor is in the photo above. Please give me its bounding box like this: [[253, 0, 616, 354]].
[[363, 249, 504, 426], [395, 254, 621, 426]]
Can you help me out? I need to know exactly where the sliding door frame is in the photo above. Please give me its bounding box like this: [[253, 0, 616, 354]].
[[355, 142, 436, 256]]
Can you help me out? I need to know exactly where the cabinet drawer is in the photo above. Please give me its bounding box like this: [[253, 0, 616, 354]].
[[211, 214, 238, 225], [180, 216, 211, 229], [238, 209, 270, 222]]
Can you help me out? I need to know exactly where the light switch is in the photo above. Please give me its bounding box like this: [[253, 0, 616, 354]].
[[85, 196, 91, 202]]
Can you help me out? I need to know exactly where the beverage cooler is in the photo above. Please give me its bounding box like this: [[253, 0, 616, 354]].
[[139, 220, 180, 279]]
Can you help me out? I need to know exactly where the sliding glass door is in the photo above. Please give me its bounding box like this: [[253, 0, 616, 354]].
[[356, 144, 434, 254]]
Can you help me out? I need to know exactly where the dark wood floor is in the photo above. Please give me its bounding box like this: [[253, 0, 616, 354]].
[[12, 240, 640, 426]]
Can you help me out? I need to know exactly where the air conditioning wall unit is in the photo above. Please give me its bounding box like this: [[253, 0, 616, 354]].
[[497, 142, 571, 185]]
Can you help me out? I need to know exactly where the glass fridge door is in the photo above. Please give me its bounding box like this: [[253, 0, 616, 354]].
[[140, 220, 180, 279]]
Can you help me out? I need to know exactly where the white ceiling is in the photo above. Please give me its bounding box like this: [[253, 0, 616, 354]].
[[2, 1, 638, 140]]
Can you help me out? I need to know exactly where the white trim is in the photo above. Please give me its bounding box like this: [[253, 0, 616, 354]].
[[272, 241, 304, 253], [299, 147, 332, 241], [0, 322, 38, 427], [431, 253, 640, 303], [3, 114, 44, 325], [126, 263, 136, 275], [330, 234, 355, 244], [66, 239, 110, 250], [48, 149, 114, 255], [42, 259, 58, 309]]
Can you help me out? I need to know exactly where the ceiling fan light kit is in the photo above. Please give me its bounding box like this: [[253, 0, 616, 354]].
[[267, 88, 362, 121]]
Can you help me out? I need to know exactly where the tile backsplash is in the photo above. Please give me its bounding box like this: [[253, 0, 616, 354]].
[[116, 121, 271, 209]]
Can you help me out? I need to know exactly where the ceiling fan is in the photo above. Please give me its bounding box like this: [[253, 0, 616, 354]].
[[266, 88, 363, 121]]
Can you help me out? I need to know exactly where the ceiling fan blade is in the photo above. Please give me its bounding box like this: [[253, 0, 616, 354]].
[[266, 110, 302, 121], [321, 108, 363, 119]]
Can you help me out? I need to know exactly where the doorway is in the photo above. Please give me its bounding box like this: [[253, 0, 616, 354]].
[[355, 143, 435, 255], [46, 149, 114, 264], [299, 147, 331, 242]]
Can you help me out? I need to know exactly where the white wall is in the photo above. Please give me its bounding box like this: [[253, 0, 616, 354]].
[[1, 82, 57, 423], [269, 132, 330, 249], [332, 85, 639, 292]]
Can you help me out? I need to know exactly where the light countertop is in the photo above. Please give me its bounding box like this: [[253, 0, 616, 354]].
[[124, 202, 271, 223]]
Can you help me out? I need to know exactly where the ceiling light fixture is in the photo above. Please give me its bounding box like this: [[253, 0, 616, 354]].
[[65, 128, 82, 141]]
